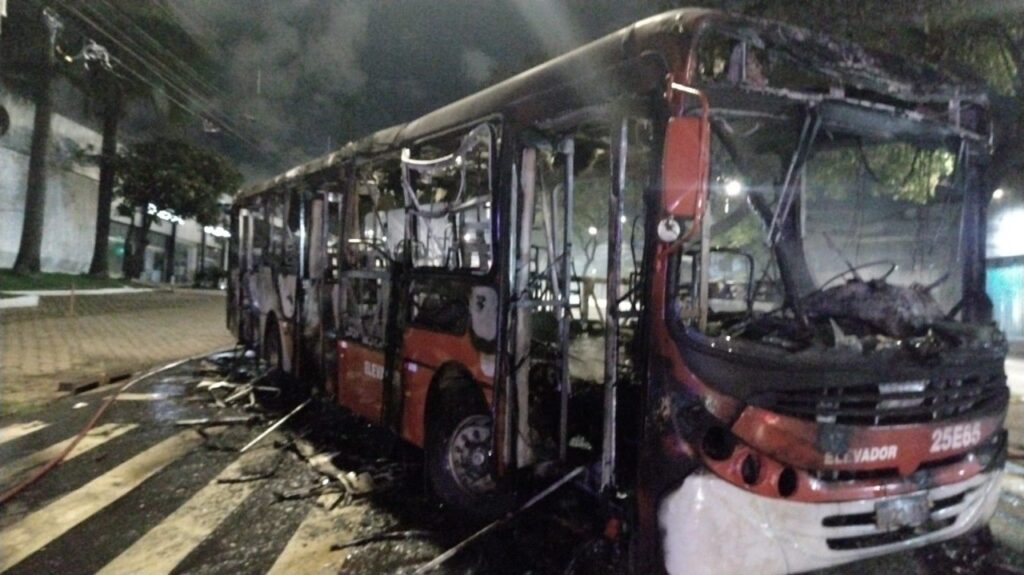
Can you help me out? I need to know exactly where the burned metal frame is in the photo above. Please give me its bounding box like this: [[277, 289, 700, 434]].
[[601, 116, 628, 491], [227, 9, 1007, 575], [557, 137, 574, 462]]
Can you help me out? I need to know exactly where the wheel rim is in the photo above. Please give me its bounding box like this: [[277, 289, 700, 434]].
[[447, 414, 496, 495]]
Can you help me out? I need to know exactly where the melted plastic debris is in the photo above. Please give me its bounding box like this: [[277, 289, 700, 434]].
[[804, 280, 945, 339]]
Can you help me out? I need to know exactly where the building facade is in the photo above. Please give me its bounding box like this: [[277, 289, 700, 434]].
[[988, 200, 1024, 346], [0, 90, 227, 284]]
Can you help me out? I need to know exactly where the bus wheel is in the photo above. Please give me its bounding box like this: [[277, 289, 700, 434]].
[[426, 387, 502, 516]]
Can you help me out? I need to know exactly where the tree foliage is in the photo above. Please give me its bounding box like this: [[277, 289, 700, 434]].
[[0, 2, 56, 94], [114, 138, 240, 225], [115, 138, 240, 278], [55, 0, 218, 276]]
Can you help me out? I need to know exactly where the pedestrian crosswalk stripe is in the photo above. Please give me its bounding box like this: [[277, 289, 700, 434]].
[[96, 448, 272, 575], [267, 498, 367, 575], [0, 430, 208, 573], [0, 423, 138, 489], [0, 421, 49, 446]]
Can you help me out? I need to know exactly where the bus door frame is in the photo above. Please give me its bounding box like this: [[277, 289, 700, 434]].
[[335, 159, 397, 424], [318, 180, 345, 400]]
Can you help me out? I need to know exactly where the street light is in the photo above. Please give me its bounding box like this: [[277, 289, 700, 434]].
[[724, 179, 744, 197], [993, 188, 1005, 200]]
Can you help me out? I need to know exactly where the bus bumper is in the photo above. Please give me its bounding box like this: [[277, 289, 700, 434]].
[[658, 469, 1002, 575]]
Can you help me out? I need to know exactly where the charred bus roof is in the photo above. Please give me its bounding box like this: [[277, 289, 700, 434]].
[[236, 8, 987, 201]]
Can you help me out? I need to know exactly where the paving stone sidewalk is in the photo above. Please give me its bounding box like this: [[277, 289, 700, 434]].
[[0, 290, 235, 415]]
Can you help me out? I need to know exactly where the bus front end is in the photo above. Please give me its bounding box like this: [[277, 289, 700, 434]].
[[648, 15, 1008, 575]]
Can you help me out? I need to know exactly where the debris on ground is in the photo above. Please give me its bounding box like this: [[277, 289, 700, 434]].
[[413, 467, 585, 574], [159, 349, 597, 573], [273, 444, 408, 509], [217, 455, 285, 484], [197, 378, 278, 408], [331, 530, 435, 551], [240, 398, 312, 453], [176, 415, 262, 427]]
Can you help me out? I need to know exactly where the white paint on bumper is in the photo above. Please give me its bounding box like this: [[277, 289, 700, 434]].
[[659, 469, 1002, 575]]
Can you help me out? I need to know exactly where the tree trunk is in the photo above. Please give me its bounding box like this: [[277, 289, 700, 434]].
[[123, 211, 151, 280], [88, 88, 123, 277], [198, 229, 206, 277], [165, 222, 177, 283], [122, 212, 135, 277], [12, 49, 54, 274]]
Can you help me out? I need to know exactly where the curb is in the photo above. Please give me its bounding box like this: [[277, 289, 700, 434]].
[[57, 368, 139, 395], [54, 347, 236, 396], [2, 287, 153, 297]]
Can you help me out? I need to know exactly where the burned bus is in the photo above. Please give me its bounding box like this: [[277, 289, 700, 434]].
[[228, 9, 1008, 574]]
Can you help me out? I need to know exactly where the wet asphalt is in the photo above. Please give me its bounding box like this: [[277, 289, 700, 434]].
[[1, 353, 1023, 574]]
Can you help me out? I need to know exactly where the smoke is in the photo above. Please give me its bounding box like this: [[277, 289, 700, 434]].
[[462, 48, 496, 87], [168, 0, 654, 180], [173, 0, 369, 173]]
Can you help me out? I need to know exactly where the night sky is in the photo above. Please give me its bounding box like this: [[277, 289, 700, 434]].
[[165, 0, 657, 181]]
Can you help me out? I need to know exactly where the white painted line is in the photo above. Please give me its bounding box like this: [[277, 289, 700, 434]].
[[0, 421, 49, 446], [267, 499, 366, 575], [0, 423, 138, 488], [0, 430, 207, 572], [97, 449, 270, 575]]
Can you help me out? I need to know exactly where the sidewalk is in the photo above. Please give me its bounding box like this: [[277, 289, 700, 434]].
[[0, 290, 235, 415], [2, 286, 154, 297]]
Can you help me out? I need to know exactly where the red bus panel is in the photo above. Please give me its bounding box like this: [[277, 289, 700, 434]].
[[337, 340, 385, 423]]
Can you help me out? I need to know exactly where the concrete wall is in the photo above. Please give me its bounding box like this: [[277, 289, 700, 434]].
[[0, 91, 102, 272], [0, 90, 225, 278]]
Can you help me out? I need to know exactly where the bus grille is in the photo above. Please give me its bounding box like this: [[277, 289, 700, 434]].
[[750, 374, 1006, 425], [822, 486, 975, 551]]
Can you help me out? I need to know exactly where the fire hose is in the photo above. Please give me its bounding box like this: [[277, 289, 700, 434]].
[[0, 348, 234, 507]]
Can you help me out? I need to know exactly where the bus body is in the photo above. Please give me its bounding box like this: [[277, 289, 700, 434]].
[[228, 10, 1008, 574]]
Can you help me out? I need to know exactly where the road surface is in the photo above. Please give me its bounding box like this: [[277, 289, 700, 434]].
[[0, 354, 1023, 574]]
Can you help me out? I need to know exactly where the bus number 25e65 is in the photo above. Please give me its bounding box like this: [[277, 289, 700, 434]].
[[930, 422, 982, 454]]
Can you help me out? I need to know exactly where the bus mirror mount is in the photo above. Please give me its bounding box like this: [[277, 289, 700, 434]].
[[662, 82, 710, 239], [662, 115, 710, 219]]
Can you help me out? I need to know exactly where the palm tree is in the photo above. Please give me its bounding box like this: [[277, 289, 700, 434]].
[[86, 68, 123, 276], [2, 0, 219, 276], [63, 0, 216, 277], [1, 5, 63, 274]]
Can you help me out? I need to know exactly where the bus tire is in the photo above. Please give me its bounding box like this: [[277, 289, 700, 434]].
[[425, 383, 503, 517]]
